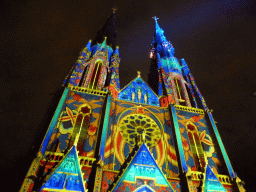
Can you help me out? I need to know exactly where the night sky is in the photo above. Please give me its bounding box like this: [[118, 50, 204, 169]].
[[1, 0, 256, 191]]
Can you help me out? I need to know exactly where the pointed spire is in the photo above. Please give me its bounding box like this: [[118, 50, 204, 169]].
[[86, 40, 91, 51], [152, 16, 161, 34], [113, 46, 119, 57], [92, 11, 117, 49], [152, 16, 167, 43], [112, 6, 118, 13], [101, 37, 107, 48]]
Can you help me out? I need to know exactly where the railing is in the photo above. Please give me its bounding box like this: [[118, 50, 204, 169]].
[[44, 151, 96, 167], [45, 151, 64, 162], [79, 156, 96, 166], [189, 171, 204, 181], [217, 174, 232, 185], [189, 171, 231, 185], [70, 86, 108, 96], [175, 104, 204, 114]]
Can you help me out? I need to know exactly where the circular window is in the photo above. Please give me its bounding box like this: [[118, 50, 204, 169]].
[[119, 114, 161, 148]]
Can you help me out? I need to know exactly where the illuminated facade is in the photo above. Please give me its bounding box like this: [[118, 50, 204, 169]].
[[20, 12, 246, 192]]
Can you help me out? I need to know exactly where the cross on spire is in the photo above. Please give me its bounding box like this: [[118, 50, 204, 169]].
[[112, 6, 118, 13], [152, 16, 159, 21]]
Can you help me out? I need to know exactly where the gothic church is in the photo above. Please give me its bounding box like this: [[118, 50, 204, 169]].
[[20, 11, 246, 192]]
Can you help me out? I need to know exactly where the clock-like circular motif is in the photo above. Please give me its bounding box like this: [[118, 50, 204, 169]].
[[119, 114, 161, 148]]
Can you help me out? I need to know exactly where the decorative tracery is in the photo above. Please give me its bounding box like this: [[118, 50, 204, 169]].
[[69, 104, 92, 152], [119, 114, 161, 148], [89, 60, 103, 89], [186, 122, 206, 170], [174, 77, 186, 105]]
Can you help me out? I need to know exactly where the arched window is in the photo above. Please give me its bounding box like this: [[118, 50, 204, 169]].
[[186, 122, 206, 170], [89, 60, 103, 89], [185, 84, 195, 107], [69, 105, 92, 152], [174, 77, 186, 105]]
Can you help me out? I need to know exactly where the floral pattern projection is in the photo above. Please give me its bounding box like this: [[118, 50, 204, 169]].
[[176, 109, 224, 175], [46, 90, 104, 158], [102, 99, 180, 190]]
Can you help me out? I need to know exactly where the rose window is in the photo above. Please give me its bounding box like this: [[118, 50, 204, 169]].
[[119, 114, 161, 147]]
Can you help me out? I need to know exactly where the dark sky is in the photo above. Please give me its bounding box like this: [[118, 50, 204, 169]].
[[0, 0, 255, 191]]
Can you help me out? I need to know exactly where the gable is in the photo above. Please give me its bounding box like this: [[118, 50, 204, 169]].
[[41, 146, 86, 192], [204, 165, 226, 192], [112, 143, 174, 192], [118, 77, 159, 106]]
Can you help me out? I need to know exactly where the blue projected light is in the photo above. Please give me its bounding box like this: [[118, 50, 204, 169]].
[[205, 165, 226, 191], [118, 76, 159, 106], [41, 146, 86, 192], [41, 87, 69, 155], [113, 143, 174, 192]]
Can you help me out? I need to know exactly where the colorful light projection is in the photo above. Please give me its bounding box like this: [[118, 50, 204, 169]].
[[119, 114, 162, 148], [204, 165, 226, 192], [170, 105, 188, 173], [41, 146, 86, 192], [118, 74, 159, 106], [112, 143, 174, 192], [41, 87, 70, 155]]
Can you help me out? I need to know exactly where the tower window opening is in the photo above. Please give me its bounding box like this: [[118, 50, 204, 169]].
[[186, 84, 195, 108], [186, 123, 206, 170], [89, 60, 103, 89], [69, 105, 92, 155], [174, 77, 186, 105]]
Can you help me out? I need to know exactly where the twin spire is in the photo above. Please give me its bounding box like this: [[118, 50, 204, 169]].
[[152, 16, 167, 43]]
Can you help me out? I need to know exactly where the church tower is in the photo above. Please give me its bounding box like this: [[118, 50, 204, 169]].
[[20, 12, 245, 192]]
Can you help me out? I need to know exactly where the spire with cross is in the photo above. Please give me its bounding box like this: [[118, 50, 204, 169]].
[[112, 6, 118, 13], [152, 16, 159, 21]]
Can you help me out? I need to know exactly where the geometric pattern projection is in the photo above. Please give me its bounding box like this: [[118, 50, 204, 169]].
[[41, 146, 86, 192], [119, 114, 162, 148], [113, 143, 174, 192], [134, 185, 155, 192], [204, 165, 226, 192]]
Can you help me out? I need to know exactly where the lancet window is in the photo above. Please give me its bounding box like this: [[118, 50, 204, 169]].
[[186, 84, 195, 107], [174, 77, 186, 105], [89, 60, 103, 89], [69, 105, 92, 150], [186, 122, 206, 170]]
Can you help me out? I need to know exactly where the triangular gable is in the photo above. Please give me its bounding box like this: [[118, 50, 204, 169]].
[[118, 76, 159, 106], [204, 165, 226, 192], [112, 143, 174, 192], [41, 146, 86, 192]]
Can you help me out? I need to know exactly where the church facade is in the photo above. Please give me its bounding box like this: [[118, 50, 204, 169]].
[[20, 12, 246, 192]]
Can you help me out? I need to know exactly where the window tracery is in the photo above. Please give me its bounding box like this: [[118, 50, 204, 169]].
[[69, 105, 92, 150], [174, 77, 186, 105], [186, 122, 206, 170], [119, 114, 161, 148], [89, 60, 103, 89]]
